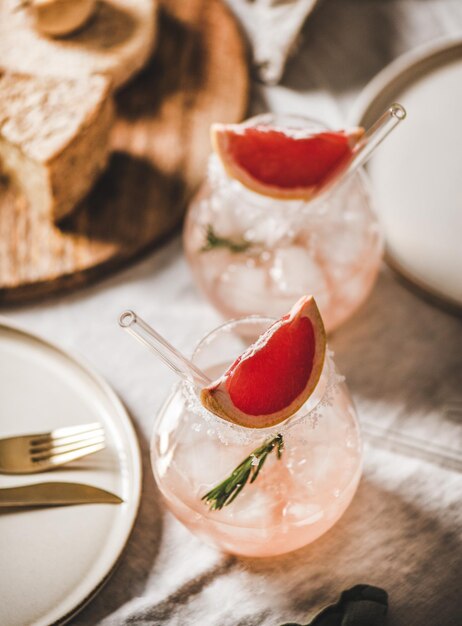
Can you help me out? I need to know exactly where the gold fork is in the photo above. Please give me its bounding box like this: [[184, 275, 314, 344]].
[[0, 423, 105, 474]]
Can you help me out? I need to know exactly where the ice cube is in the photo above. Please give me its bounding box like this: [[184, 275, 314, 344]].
[[269, 246, 331, 311], [284, 502, 324, 525], [218, 187, 294, 247], [174, 437, 239, 492], [217, 262, 271, 315], [209, 203, 241, 239], [218, 482, 277, 528], [242, 214, 292, 247], [287, 442, 333, 493], [198, 248, 233, 286], [316, 223, 369, 276]]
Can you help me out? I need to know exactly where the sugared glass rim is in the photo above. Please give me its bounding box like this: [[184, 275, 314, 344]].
[[182, 315, 342, 442], [235, 112, 329, 133], [191, 314, 275, 360]]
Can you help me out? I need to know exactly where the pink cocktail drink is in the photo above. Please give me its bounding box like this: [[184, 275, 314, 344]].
[[183, 114, 383, 332], [151, 317, 362, 557]]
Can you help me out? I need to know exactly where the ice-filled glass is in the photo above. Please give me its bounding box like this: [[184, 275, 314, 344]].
[[183, 114, 383, 332], [151, 316, 362, 557]]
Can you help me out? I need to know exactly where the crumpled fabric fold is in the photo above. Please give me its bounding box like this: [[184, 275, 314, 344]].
[[225, 0, 318, 84]]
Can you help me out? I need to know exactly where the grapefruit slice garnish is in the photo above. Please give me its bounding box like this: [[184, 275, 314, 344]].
[[200, 295, 326, 429], [212, 122, 364, 200]]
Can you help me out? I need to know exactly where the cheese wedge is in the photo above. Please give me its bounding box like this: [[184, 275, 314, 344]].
[[0, 71, 113, 220]]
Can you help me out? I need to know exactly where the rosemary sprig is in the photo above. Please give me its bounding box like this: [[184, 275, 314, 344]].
[[201, 434, 284, 511], [200, 224, 252, 253]]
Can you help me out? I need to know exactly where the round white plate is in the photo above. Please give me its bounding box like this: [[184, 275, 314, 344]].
[[0, 320, 142, 626], [353, 37, 462, 310]]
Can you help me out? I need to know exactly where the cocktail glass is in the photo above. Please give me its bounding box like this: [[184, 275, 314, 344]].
[[184, 108, 405, 331], [149, 316, 362, 557]]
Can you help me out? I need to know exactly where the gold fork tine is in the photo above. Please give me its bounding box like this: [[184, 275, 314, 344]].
[[30, 427, 105, 451], [31, 435, 105, 461], [29, 422, 102, 445], [0, 423, 106, 474], [41, 442, 106, 468]]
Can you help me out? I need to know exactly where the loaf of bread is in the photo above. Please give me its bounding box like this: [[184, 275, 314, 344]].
[[0, 71, 114, 220]]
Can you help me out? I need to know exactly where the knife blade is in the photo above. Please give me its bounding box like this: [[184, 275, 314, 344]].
[[0, 482, 123, 507]]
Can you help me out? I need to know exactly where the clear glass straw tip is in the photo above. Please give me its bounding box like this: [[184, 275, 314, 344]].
[[389, 103, 407, 120], [119, 310, 136, 328], [118, 309, 211, 387]]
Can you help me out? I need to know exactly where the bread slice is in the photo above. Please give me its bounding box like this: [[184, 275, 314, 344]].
[[0, 70, 113, 221]]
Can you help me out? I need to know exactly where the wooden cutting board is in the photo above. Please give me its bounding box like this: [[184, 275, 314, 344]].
[[0, 0, 249, 304]]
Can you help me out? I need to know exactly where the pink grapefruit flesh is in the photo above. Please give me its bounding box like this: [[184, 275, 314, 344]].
[[200, 296, 326, 428], [212, 123, 364, 200]]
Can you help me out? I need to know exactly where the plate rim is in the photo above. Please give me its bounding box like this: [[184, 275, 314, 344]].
[[351, 34, 462, 125], [0, 316, 143, 626], [351, 34, 462, 313]]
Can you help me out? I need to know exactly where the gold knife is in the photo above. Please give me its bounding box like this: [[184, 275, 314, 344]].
[[0, 482, 123, 507]]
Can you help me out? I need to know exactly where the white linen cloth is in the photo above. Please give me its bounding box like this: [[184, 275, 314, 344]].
[[225, 0, 319, 84], [3, 1, 462, 624]]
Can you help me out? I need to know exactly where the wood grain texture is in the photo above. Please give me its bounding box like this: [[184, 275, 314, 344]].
[[0, 0, 249, 304]]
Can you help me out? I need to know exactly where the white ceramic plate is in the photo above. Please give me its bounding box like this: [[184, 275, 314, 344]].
[[353, 37, 462, 310], [0, 320, 142, 626]]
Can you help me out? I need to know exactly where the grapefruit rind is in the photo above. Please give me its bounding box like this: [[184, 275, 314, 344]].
[[200, 296, 326, 429], [211, 123, 365, 201]]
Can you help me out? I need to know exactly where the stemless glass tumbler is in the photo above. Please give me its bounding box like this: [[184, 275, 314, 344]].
[[150, 316, 362, 557], [183, 114, 384, 332]]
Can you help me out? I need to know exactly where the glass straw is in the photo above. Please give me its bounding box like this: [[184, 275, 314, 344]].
[[119, 310, 211, 387], [318, 103, 406, 198], [344, 103, 406, 176]]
